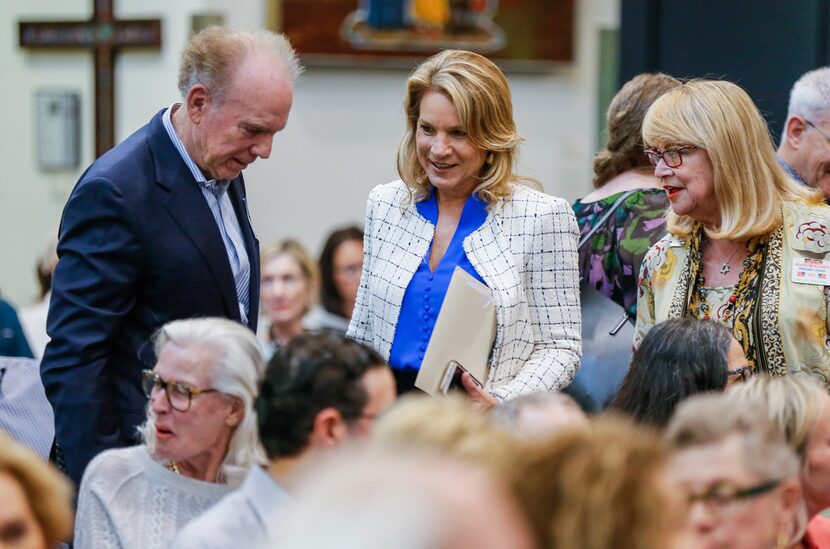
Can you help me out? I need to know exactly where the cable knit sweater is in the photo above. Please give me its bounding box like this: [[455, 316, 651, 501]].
[[74, 445, 234, 549]]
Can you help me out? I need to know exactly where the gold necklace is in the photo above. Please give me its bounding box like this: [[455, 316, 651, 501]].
[[167, 461, 180, 474]]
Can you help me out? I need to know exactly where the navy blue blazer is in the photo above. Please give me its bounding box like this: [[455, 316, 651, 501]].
[[41, 109, 260, 485]]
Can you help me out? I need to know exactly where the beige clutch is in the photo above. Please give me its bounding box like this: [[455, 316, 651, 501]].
[[414, 267, 497, 396]]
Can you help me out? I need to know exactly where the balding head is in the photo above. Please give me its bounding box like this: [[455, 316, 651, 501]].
[[275, 448, 536, 549]]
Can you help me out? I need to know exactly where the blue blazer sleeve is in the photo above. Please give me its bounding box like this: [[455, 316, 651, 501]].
[[42, 174, 144, 485]]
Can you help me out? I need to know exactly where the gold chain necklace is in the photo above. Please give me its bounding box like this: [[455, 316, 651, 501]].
[[167, 461, 180, 475]]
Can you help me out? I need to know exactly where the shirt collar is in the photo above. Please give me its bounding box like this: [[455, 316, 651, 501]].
[[161, 103, 230, 195], [416, 187, 488, 230], [243, 465, 293, 541], [777, 154, 808, 187]]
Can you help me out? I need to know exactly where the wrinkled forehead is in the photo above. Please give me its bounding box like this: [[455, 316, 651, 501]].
[[668, 435, 758, 487], [155, 341, 217, 385]]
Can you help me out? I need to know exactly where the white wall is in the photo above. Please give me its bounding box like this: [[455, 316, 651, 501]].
[[1, 0, 619, 306]]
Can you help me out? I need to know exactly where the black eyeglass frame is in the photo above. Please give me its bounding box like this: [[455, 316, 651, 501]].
[[644, 145, 699, 168], [726, 366, 752, 382], [805, 119, 830, 143], [140, 369, 219, 412], [687, 478, 781, 509]]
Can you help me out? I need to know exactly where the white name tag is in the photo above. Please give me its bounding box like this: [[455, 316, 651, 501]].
[[792, 258, 830, 285]]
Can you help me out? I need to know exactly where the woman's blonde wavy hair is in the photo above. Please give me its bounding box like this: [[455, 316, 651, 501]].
[[642, 79, 821, 240], [592, 72, 681, 188], [397, 49, 534, 206], [508, 417, 681, 549]]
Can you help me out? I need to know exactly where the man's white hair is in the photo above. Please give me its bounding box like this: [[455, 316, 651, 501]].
[[787, 67, 830, 124]]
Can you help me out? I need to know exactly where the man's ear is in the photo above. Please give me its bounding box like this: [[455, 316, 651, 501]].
[[784, 115, 809, 150], [185, 84, 211, 125], [309, 407, 347, 448], [225, 396, 244, 428]]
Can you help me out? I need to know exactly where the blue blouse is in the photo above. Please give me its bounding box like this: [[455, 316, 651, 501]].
[[388, 190, 488, 371]]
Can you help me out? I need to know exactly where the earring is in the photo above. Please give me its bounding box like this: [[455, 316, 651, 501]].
[[776, 529, 790, 549]]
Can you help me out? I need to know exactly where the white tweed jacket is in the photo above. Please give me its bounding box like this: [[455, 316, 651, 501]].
[[348, 180, 582, 400]]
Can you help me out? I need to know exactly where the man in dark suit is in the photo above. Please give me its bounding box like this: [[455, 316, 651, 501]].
[[41, 26, 302, 486]]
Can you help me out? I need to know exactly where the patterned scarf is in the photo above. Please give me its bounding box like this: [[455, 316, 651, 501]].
[[682, 225, 770, 373]]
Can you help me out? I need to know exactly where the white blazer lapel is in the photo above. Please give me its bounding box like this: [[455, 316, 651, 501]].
[[464, 209, 520, 375], [372, 203, 433, 357]]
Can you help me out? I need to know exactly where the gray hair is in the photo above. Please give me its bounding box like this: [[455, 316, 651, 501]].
[[139, 317, 267, 485], [786, 67, 830, 124], [728, 374, 828, 464], [178, 26, 303, 101], [666, 393, 799, 481]]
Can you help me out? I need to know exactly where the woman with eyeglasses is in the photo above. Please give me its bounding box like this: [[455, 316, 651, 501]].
[[636, 79, 830, 385], [304, 226, 364, 335], [667, 393, 804, 549], [609, 318, 748, 429], [573, 73, 679, 317], [728, 374, 830, 547], [74, 317, 266, 549]]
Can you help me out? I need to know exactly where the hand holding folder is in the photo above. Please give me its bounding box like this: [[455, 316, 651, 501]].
[[415, 267, 497, 396]]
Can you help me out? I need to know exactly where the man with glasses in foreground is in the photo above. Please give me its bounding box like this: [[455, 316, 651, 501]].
[[73, 317, 267, 548], [778, 67, 830, 201], [172, 331, 396, 549]]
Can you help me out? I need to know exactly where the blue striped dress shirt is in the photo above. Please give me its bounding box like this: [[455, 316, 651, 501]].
[[161, 104, 251, 324]]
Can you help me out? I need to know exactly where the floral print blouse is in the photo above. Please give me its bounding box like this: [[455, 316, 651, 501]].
[[573, 189, 669, 316]]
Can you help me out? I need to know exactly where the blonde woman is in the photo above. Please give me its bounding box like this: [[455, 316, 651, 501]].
[[371, 394, 515, 474], [348, 49, 581, 402], [258, 240, 319, 358], [574, 72, 679, 316], [637, 79, 830, 383], [508, 417, 692, 549], [728, 374, 830, 546], [0, 430, 73, 549]]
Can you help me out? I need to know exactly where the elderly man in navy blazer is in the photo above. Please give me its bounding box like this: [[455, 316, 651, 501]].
[[42, 27, 302, 486]]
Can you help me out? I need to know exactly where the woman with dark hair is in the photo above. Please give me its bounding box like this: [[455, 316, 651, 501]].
[[305, 226, 364, 334], [609, 318, 748, 428], [573, 73, 680, 315]]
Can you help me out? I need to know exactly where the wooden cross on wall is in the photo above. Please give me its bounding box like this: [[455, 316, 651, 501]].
[[19, 0, 162, 158]]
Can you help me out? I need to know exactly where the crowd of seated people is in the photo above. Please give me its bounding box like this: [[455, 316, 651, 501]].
[[9, 30, 830, 549]]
